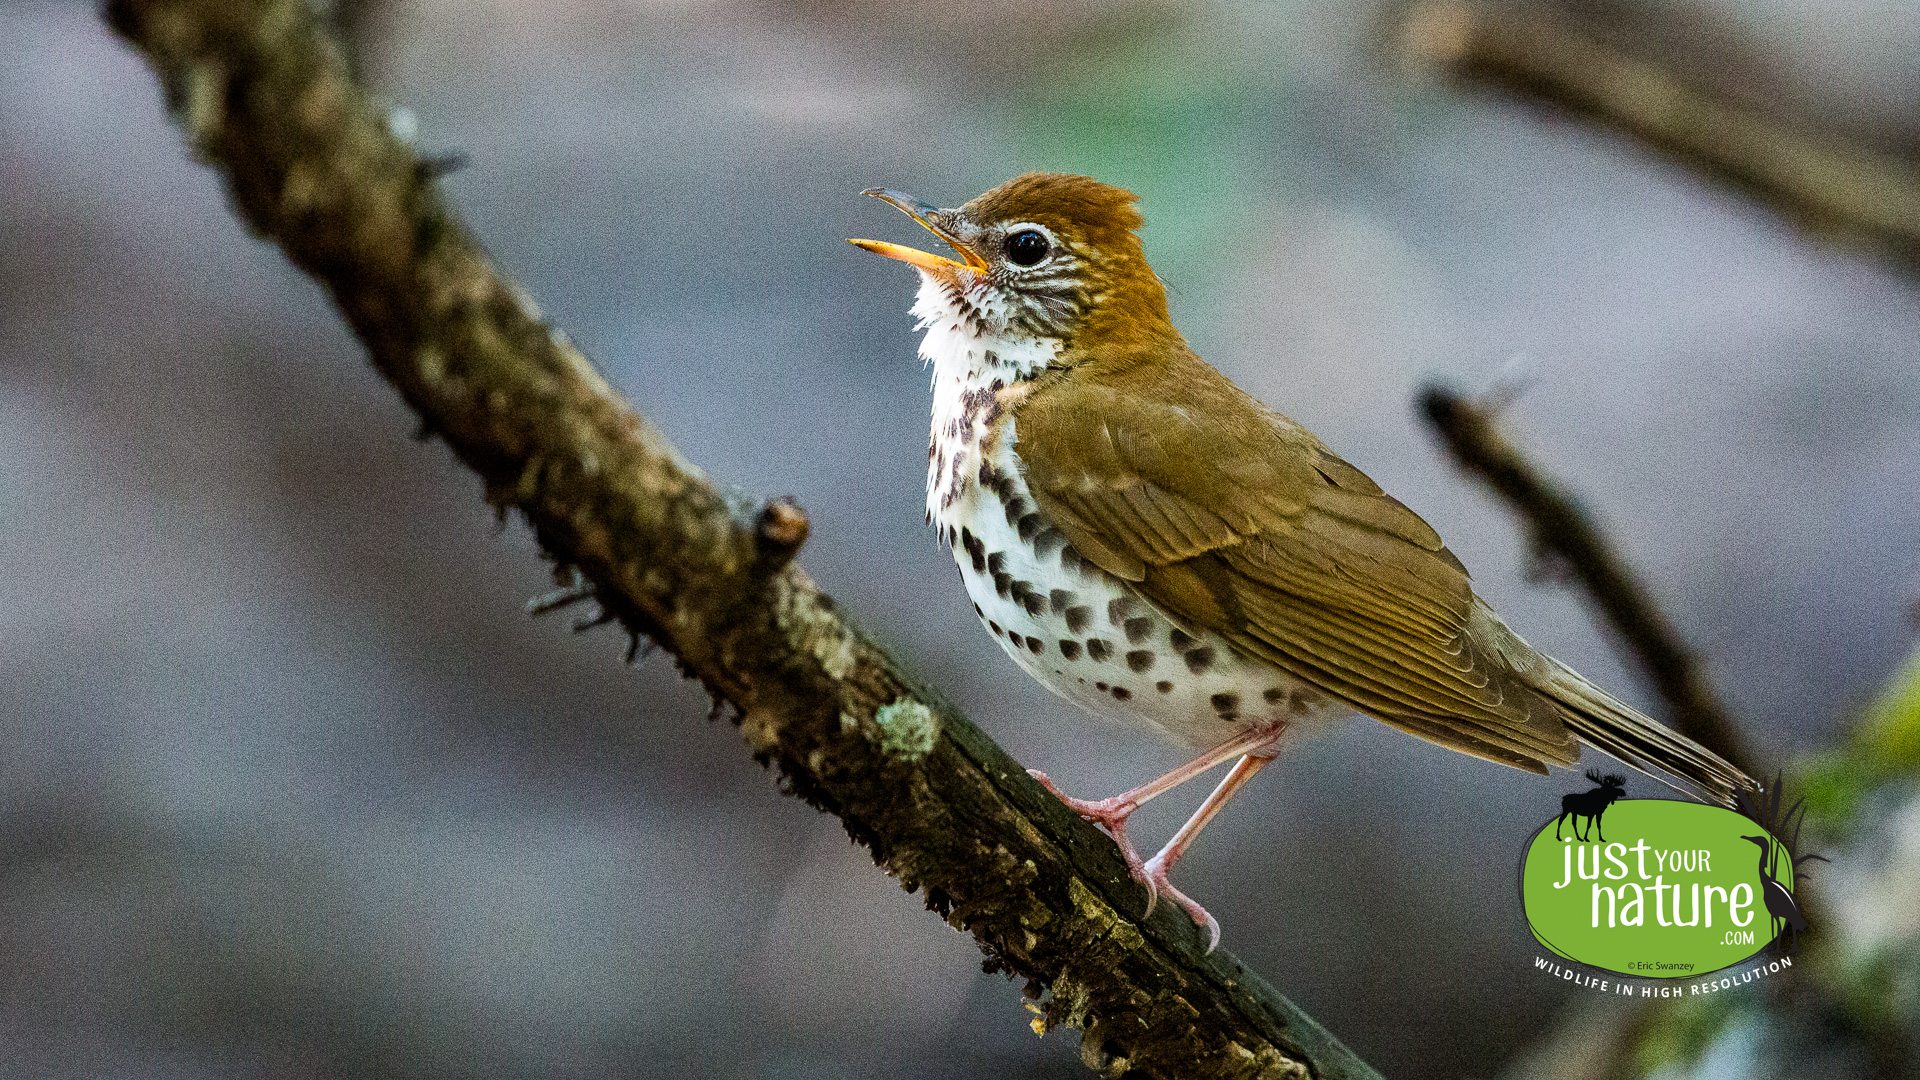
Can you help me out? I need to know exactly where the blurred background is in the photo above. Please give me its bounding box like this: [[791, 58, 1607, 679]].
[[3, 0, 1919, 1076]]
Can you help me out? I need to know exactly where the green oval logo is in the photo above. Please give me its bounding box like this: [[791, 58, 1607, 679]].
[[1521, 799, 1797, 978]]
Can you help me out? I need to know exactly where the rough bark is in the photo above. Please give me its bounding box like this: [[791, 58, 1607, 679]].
[[102, 1, 1380, 1077]]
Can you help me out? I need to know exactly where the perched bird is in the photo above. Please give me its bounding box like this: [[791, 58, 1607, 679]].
[[851, 172, 1754, 950]]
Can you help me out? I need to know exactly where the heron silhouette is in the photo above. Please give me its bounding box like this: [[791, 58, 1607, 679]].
[[1742, 834, 1808, 954]]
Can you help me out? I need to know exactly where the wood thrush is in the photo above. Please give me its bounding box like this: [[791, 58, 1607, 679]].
[[851, 172, 1754, 950]]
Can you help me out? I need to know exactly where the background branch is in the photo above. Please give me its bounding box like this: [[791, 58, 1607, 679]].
[[1398, 0, 1920, 270], [102, 1, 1377, 1077], [1418, 386, 1756, 782]]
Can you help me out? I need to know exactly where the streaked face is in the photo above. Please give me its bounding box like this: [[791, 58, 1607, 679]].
[[854, 191, 1097, 339]]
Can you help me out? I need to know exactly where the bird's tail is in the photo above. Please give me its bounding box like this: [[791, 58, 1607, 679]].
[[1533, 660, 1756, 808]]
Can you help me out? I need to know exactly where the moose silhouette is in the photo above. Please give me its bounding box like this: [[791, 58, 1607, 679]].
[[1555, 769, 1627, 842]]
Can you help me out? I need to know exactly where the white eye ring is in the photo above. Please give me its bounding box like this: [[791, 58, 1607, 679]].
[[1001, 223, 1055, 267]]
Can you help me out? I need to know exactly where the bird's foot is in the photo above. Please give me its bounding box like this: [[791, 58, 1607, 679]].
[[1142, 848, 1222, 954], [1027, 769, 1152, 889]]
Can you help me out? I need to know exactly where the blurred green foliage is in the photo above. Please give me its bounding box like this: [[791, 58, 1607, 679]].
[[1798, 647, 1920, 830]]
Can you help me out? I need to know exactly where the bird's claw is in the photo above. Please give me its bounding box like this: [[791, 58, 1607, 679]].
[[1143, 850, 1222, 954], [1031, 768, 1226, 945]]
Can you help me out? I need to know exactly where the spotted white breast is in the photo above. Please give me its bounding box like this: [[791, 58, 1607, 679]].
[[910, 273, 1335, 751]]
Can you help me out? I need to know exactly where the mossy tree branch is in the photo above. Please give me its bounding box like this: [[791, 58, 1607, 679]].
[[103, 1, 1379, 1077]]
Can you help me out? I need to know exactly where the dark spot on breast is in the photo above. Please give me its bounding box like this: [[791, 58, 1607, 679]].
[[1123, 617, 1152, 644], [1107, 597, 1138, 626], [1096, 681, 1108, 691], [1059, 548, 1081, 573], [978, 461, 998, 487], [988, 621, 1002, 635], [962, 529, 986, 572], [1184, 647, 1216, 674], [1033, 528, 1068, 557], [992, 571, 1011, 598], [1025, 636, 1044, 654], [1019, 586, 1046, 618], [1210, 693, 1239, 716], [1064, 606, 1093, 634], [983, 349, 1000, 366], [927, 441, 936, 460], [1048, 589, 1075, 614], [1016, 513, 1042, 541], [1156, 680, 1174, 693], [1059, 640, 1083, 660], [1263, 687, 1289, 704], [1003, 497, 1030, 527], [973, 602, 983, 617], [1125, 650, 1155, 672], [994, 475, 1019, 503], [1169, 629, 1197, 650], [959, 385, 1001, 428], [1110, 686, 1132, 701], [1086, 639, 1113, 662], [987, 551, 1006, 574]]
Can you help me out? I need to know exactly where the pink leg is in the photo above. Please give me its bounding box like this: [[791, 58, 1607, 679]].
[[1028, 725, 1285, 914], [1142, 751, 1278, 954]]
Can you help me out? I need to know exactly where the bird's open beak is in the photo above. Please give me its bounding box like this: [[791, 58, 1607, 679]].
[[849, 189, 990, 274]]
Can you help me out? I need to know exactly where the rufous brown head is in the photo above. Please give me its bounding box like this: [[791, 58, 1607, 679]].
[[851, 172, 1172, 346]]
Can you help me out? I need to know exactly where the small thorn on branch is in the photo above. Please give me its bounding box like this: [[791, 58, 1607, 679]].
[[624, 631, 654, 664], [1476, 354, 1538, 416], [416, 151, 469, 179], [571, 606, 616, 633], [527, 581, 596, 616]]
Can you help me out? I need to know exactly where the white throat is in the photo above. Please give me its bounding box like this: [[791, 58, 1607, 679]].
[[912, 271, 1060, 522]]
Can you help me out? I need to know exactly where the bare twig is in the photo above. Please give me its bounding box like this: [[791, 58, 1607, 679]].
[[103, 1, 1377, 1077], [1418, 386, 1756, 779], [1398, 0, 1920, 268]]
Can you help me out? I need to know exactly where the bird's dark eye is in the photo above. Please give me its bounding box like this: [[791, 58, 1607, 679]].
[[1003, 229, 1050, 267]]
